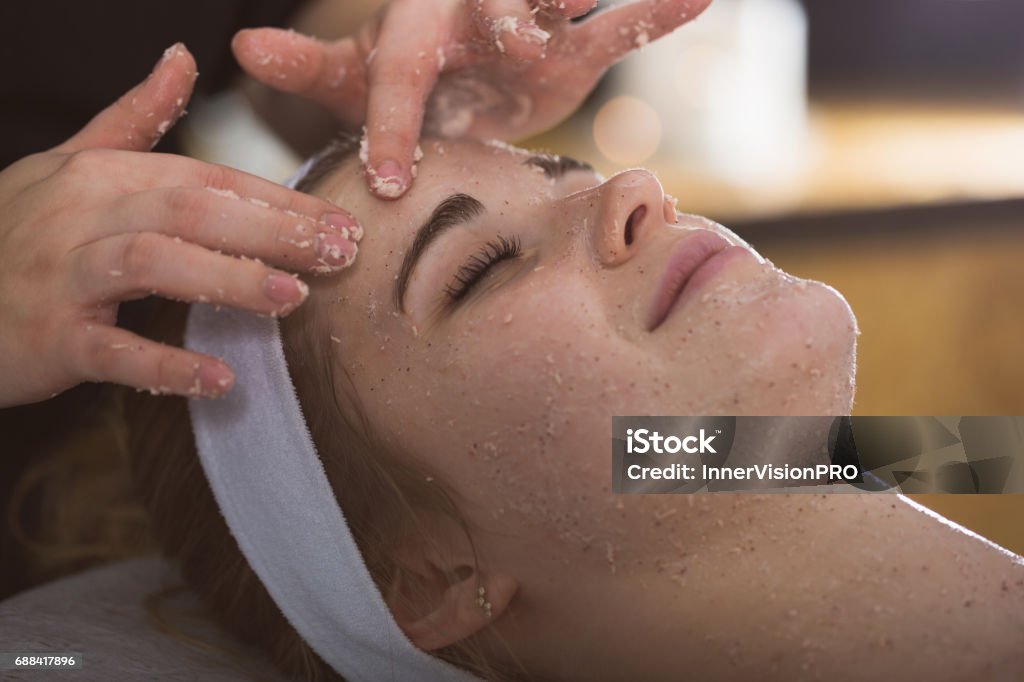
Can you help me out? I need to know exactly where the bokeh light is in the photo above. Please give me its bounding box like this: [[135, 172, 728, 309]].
[[592, 96, 663, 166]]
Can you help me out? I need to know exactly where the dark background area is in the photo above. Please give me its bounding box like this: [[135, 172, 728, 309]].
[[801, 0, 1024, 97]]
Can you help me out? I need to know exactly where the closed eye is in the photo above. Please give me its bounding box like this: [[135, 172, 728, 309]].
[[445, 234, 522, 303]]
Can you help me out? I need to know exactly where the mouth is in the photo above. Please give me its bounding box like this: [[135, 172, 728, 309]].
[[646, 231, 748, 331]]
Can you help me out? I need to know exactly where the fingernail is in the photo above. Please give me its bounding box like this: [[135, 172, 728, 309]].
[[323, 212, 364, 242], [315, 233, 358, 269], [197, 362, 235, 397], [264, 272, 309, 305], [515, 19, 551, 46], [368, 160, 408, 199]]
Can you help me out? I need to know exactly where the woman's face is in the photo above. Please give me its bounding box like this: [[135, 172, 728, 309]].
[[311, 138, 857, 632], [314, 136, 856, 441]]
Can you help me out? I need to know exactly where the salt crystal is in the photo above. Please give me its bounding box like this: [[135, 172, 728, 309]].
[[368, 172, 404, 198], [206, 187, 240, 200], [358, 127, 370, 165]]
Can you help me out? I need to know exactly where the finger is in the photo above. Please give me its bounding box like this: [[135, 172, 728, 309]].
[[363, 0, 450, 199], [71, 232, 312, 317], [571, 0, 712, 61], [233, 28, 369, 127], [65, 147, 360, 227], [106, 187, 358, 274], [71, 324, 234, 398], [475, 0, 551, 61], [533, 0, 598, 19], [56, 43, 197, 154]]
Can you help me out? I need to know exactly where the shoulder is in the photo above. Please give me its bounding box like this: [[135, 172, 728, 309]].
[[0, 557, 288, 681]]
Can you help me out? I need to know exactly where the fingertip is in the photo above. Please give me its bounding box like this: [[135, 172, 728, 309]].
[[232, 27, 282, 59], [119, 42, 196, 148], [231, 27, 270, 68], [232, 28, 257, 48], [234, 28, 326, 93], [150, 43, 197, 100], [231, 30, 252, 57], [366, 159, 410, 200], [313, 232, 359, 272], [323, 212, 364, 242], [196, 360, 235, 398], [155, 42, 197, 80]]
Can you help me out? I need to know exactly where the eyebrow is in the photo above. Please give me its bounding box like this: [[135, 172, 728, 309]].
[[523, 153, 594, 179], [395, 193, 486, 311]]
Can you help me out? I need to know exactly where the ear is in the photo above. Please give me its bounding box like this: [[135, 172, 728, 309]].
[[386, 557, 519, 652]]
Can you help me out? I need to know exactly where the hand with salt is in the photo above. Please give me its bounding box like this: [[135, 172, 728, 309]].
[[0, 44, 362, 408], [233, 0, 712, 200]]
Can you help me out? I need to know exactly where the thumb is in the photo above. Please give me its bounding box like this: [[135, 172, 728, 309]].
[[56, 43, 198, 154]]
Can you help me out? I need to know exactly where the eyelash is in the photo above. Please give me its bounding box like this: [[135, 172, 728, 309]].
[[445, 234, 522, 302]]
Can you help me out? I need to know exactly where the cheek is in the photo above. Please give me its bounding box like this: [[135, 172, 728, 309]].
[[441, 280, 616, 441], [360, 277, 629, 507], [664, 274, 858, 415]]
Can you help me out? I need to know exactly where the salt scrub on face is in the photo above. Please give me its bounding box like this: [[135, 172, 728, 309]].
[[411, 145, 424, 178]]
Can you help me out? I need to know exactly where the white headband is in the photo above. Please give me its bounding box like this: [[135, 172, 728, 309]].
[[184, 160, 481, 682]]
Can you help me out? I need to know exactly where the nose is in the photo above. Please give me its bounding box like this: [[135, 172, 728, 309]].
[[588, 169, 667, 267]]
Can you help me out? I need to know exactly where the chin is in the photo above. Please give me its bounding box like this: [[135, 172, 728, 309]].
[[735, 276, 858, 416]]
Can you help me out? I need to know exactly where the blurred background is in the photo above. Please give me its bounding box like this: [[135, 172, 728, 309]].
[[546, 0, 1024, 554], [550, 0, 1024, 554], [183, 0, 1024, 556]]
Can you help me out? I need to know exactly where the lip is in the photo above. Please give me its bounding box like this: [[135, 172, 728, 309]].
[[646, 231, 751, 331]]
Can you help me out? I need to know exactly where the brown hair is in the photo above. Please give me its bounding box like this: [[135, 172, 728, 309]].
[[123, 292, 527, 680], [9, 135, 527, 680], [123, 136, 529, 681]]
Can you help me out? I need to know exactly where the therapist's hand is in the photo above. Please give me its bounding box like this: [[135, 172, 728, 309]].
[[234, 0, 711, 200], [0, 44, 362, 408]]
